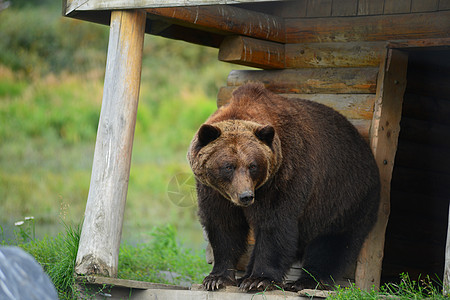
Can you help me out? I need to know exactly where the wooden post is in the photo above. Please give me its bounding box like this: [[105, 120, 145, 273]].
[[444, 204, 450, 295], [355, 49, 408, 290], [75, 10, 146, 277]]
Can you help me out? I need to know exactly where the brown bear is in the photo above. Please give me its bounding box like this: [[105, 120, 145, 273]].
[[187, 83, 380, 292]]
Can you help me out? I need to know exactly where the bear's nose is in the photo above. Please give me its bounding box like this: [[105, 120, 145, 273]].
[[238, 191, 254, 206]]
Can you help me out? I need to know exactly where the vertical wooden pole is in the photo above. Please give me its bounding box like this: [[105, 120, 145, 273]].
[[75, 10, 146, 277], [355, 49, 408, 290], [444, 204, 450, 295]]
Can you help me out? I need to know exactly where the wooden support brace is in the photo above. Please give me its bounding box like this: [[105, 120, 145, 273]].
[[355, 49, 409, 290], [75, 10, 146, 278], [146, 5, 285, 43], [219, 36, 285, 69]]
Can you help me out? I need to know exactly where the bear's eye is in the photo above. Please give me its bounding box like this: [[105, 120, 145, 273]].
[[249, 163, 257, 172]]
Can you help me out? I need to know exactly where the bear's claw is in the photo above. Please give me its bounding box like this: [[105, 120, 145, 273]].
[[239, 277, 275, 292], [202, 275, 236, 291]]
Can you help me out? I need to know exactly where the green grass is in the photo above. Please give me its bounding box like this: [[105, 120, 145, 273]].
[[3, 219, 211, 299]]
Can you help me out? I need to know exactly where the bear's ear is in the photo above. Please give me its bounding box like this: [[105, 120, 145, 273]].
[[255, 125, 275, 147], [197, 124, 221, 147]]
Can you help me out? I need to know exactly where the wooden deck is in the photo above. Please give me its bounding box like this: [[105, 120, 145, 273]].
[[75, 276, 332, 299]]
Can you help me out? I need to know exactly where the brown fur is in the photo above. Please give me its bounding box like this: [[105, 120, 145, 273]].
[[188, 83, 380, 292]]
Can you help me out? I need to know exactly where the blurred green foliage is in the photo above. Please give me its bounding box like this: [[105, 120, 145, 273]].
[[0, 3, 244, 247]]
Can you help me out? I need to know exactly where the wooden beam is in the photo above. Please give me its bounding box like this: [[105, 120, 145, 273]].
[[355, 49, 408, 290], [444, 204, 450, 295], [63, 0, 281, 15], [219, 36, 285, 69], [226, 68, 378, 94], [285, 42, 385, 68], [218, 90, 375, 119], [146, 5, 285, 43], [75, 10, 146, 278], [286, 11, 450, 43]]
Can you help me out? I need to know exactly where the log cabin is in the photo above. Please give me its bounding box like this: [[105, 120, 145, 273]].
[[63, 0, 450, 294]]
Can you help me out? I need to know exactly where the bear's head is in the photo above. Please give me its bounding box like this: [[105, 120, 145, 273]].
[[188, 120, 282, 207]]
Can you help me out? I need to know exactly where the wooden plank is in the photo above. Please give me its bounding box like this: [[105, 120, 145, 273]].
[[355, 49, 409, 290], [75, 10, 146, 278], [440, 0, 450, 10], [384, 0, 412, 14], [285, 42, 384, 68], [387, 37, 450, 49], [218, 90, 375, 120], [411, 0, 439, 12], [64, 0, 281, 15], [332, 0, 358, 16], [77, 276, 188, 290], [306, 0, 332, 17], [444, 204, 450, 295], [219, 36, 285, 69], [358, 0, 384, 15], [286, 11, 450, 43], [226, 68, 379, 94], [146, 6, 285, 43]]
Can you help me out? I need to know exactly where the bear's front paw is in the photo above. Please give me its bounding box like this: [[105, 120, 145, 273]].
[[239, 277, 279, 292], [203, 274, 236, 291]]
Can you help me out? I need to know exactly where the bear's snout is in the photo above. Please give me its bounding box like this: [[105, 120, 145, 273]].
[[238, 190, 254, 206]]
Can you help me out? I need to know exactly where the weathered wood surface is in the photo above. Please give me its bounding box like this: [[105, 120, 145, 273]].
[[75, 10, 146, 278], [218, 90, 375, 119], [63, 0, 279, 15], [219, 35, 285, 69], [146, 5, 285, 43], [76, 280, 307, 300], [226, 68, 378, 94], [286, 11, 450, 43], [355, 49, 408, 290], [444, 203, 450, 295], [285, 42, 384, 68]]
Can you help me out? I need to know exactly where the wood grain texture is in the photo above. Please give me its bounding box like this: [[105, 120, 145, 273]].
[[226, 68, 378, 94], [146, 5, 285, 43], [306, 0, 332, 17], [384, 0, 412, 14], [332, 0, 358, 16], [286, 11, 450, 43], [355, 49, 408, 290], [411, 0, 439, 12], [75, 10, 146, 278], [357, 0, 384, 15], [285, 42, 384, 68], [219, 35, 285, 69], [218, 90, 375, 120]]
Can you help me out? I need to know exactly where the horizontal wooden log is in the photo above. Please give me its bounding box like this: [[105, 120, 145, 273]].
[[218, 89, 375, 119], [388, 37, 450, 49], [226, 68, 378, 94], [64, 0, 281, 15], [285, 42, 384, 68], [146, 5, 285, 43], [217, 88, 371, 140], [219, 36, 285, 69], [286, 11, 450, 43]]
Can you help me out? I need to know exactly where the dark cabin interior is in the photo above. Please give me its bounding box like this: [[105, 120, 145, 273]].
[[382, 49, 450, 285]]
